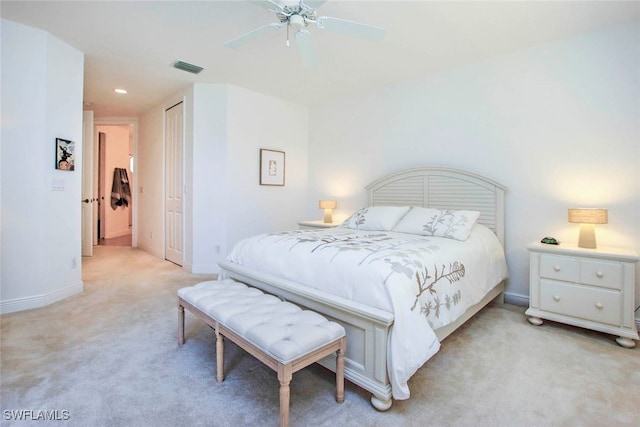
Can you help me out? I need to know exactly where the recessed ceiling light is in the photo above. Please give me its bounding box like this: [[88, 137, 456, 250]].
[[114, 88, 128, 94]]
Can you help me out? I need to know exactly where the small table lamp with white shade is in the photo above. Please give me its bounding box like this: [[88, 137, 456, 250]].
[[568, 208, 608, 249], [319, 200, 337, 223]]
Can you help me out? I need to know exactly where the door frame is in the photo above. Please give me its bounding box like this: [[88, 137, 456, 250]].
[[81, 111, 94, 257], [97, 131, 106, 241], [93, 118, 139, 247]]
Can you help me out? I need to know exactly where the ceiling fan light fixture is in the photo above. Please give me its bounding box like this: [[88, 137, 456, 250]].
[[289, 14, 305, 29], [173, 60, 204, 75]]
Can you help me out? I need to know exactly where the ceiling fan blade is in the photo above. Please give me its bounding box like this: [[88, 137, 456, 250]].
[[295, 29, 317, 68], [224, 23, 284, 49], [248, 0, 283, 12], [316, 16, 386, 42], [305, 0, 328, 8]]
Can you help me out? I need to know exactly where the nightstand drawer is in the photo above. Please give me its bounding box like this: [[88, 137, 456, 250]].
[[540, 280, 621, 326], [579, 260, 622, 290], [540, 255, 578, 282]]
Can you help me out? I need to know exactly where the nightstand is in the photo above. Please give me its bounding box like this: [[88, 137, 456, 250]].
[[526, 241, 639, 348], [297, 220, 340, 230]]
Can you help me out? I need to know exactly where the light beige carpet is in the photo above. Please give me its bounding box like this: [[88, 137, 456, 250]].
[[2, 246, 639, 426]]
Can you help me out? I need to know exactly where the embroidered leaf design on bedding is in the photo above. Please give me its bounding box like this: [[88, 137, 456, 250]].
[[420, 289, 462, 318], [311, 233, 389, 252], [281, 232, 398, 263], [305, 234, 395, 260], [410, 262, 465, 312], [353, 208, 369, 227], [385, 260, 417, 278], [423, 210, 469, 239], [378, 246, 438, 281], [259, 229, 466, 320]]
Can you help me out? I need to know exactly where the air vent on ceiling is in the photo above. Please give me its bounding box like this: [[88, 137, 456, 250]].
[[173, 60, 204, 74]]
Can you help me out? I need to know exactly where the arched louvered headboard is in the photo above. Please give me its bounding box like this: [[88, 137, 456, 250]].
[[365, 167, 507, 245]]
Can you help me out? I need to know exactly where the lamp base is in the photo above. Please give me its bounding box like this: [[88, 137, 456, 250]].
[[578, 223, 597, 249], [323, 209, 333, 224]]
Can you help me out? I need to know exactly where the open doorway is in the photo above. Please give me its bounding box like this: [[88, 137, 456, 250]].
[[94, 121, 137, 248]]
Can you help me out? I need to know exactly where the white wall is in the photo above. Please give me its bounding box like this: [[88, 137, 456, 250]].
[[188, 84, 228, 273], [225, 85, 309, 245], [307, 22, 640, 309], [137, 83, 308, 274], [1, 20, 84, 313], [137, 104, 166, 259]]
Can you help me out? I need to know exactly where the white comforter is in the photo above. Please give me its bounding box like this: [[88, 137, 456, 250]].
[[226, 224, 508, 399]]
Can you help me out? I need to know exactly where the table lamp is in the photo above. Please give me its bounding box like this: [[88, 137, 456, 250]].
[[319, 200, 337, 223], [568, 208, 608, 249]]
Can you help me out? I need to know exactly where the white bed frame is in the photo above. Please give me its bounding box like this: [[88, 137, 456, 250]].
[[218, 166, 507, 411]]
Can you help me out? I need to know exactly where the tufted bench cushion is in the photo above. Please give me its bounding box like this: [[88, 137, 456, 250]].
[[177, 279, 346, 427]]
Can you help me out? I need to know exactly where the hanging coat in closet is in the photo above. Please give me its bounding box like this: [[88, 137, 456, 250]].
[[111, 168, 131, 210]]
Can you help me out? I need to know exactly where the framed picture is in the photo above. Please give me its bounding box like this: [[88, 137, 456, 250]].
[[55, 138, 75, 171], [260, 149, 285, 186]]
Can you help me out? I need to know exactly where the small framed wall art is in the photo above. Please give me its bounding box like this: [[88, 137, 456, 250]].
[[259, 148, 285, 186], [55, 138, 75, 171]]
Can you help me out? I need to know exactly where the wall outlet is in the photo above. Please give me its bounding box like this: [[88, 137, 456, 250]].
[[215, 245, 221, 254], [71, 257, 77, 269]]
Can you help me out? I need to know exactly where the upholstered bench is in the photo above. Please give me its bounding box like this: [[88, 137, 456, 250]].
[[177, 279, 346, 427]]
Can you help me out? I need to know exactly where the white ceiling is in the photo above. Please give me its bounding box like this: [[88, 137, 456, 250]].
[[2, 1, 639, 117]]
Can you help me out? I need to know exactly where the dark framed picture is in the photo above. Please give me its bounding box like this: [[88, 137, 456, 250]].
[[259, 149, 285, 186], [55, 138, 75, 171]]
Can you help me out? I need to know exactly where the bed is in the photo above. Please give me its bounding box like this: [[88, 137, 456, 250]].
[[218, 166, 508, 410]]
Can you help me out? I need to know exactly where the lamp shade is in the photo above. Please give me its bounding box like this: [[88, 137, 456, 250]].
[[568, 208, 608, 224], [319, 200, 337, 209]]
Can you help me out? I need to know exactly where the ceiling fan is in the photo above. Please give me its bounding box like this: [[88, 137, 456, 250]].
[[224, 0, 386, 68]]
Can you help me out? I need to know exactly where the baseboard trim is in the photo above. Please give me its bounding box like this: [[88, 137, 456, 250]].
[[0, 281, 83, 315], [136, 243, 163, 260], [503, 291, 529, 307]]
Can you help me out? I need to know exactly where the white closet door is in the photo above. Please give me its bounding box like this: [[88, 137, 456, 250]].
[[165, 102, 184, 266]]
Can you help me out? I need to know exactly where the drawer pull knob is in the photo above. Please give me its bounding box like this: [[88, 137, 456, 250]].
[[553, 295, 560, 301], [596, 271, 604, 278], [595, 302, 603, 309], [553, 265, 561, 272]]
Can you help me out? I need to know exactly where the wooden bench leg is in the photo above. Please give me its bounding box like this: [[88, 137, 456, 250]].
[[336, 337, 346, 403], [278, 364, 293, 427], [215, 325, 224, 383], [178, 304, 185, 345]]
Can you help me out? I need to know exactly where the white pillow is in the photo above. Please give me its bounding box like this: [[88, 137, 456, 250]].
[[341, 206, 411, 231], [392, 207, 481, 241]]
